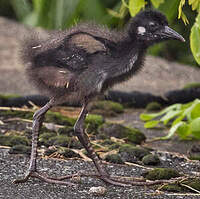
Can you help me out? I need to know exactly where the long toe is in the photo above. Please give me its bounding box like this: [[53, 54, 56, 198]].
[[13, 171, 76, 186]]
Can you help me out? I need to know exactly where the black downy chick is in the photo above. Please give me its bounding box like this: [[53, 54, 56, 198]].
[[14, 10, 185, 186]]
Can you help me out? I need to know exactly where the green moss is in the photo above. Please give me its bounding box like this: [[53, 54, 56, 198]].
[[183, 82, 200, 90], [161, 178, 200, 193], [58, 126, 74, 135], [48, 135, 71, 147], [161, 183, 185, 192], [0, 110, 33, 119], [142, 154, 160, 165], [91, 100, 124, 116], [108, 143, 121, 150], [58, 148, 80, 158], [126, 127, 146, 144], [0, 135, 12, 146], [45, 111, 75, 126], [85, 114, 104, 134], [188, 154, 200, 161], [119, 144, 150, 160], [44, 147, 57, 156], [39, 132, 57, 146], [101, 139, 115, 146], [0, 94, 21, 106], [8, 145, 31, 154], [46, 135, 81, 148], [9, 135, 30, 146], [145, 102, 162, 111], [183, 178, 200, 191], [105, 154, 124, 164], [98, 123, 146, 144], [0, 134, 29, 147], [143, 168, 181, 181]]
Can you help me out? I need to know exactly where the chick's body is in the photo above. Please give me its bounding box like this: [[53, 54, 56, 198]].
[[24, 23, 144, 104]]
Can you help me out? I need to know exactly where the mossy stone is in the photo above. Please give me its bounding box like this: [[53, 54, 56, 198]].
[[108, 143, 121, 150], [183, 178, 200, 191], [119, 144, 150, 162], [0, 94, 21, 106], [47, 135, 81, 148], [161, 183, 185, 192], [101, 139, 115, 146], [183, 82, 200, 90], [58, 148, 80, 158], [45, 111, 76, 126], [105, 154, 124, 164], [9, 145, 31, 155], [142, 154, 160, 165], [0, 135, 12, 146], [58, 126, 74, 135], [8, 135, 30, 146], [91, 100, 124, 116], [0, 110, 33, 120], [48, 135, 71, 147], [44, 147, 57, 156], [161, 178, 200, 193], [98, 123, 145, 144], [143, 168, 181, 181], [85, 114, 104, 134], [145, 102, 162, 111], [39, 132, 57, 146]]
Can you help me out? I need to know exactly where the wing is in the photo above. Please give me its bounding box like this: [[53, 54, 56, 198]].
[[55, 32, 117, 71]]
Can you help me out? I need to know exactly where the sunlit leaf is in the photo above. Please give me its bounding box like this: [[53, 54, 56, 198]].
[[160, 110, 182, 125], [129, 0, 145, 17], [151, 0, 164, 8], [144, 120, 159, 128], [190, 105, 200, 120], [176, 122, 190, 139], [189, 0, 200, 11], [161, 121, 185, 140], [190, 117, 200, 139], [190, 12, 200, 65], [159, 0, 179, 22], [140, 113, 160, 121], [178, 0, 189, 25], [178, 0, 185, 19]]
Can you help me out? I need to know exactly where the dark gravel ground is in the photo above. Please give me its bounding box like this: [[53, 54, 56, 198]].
[[1, 147, 200, 199]]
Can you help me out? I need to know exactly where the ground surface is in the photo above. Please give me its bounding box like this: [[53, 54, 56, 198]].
[[1, 17, 200, 199]]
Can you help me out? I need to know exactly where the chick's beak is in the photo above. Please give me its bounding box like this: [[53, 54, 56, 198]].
[[160, 26, 185, 42]]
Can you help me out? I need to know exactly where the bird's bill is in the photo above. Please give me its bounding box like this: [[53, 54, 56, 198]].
[[160, 26, 185, 42]]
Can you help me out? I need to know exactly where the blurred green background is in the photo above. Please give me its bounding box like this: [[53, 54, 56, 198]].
[[0, 0, 198, 66]]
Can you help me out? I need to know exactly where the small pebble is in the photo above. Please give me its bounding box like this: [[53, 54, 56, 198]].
[[89, 186, 107, 196]]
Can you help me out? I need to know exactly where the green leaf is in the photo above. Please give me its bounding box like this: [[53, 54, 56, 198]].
[[140, 113, 161, 121], [190, 117, 200, 139], [144, 120, 159, 128], [190, 102, 200, 119], [159, 0, 179, 22], [129, 0, 145, 17], [190, 12, 200, 65], [151, 0, 164, 8], [178, 0, 185, 19], [160, 110, 182, 125], [178, 0, 189, 25], [161, 121, 185, 140], [176, 122, 191, 139]]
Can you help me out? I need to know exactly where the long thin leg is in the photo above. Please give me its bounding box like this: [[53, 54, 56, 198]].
[[74, 101, 131, 186], [13, 98, 75, 186]]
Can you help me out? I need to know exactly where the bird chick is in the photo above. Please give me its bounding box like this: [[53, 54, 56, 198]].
[[15, 10, 185, 186]]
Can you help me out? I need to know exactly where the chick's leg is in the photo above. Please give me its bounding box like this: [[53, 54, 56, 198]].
[[13, 98, 75, 186]]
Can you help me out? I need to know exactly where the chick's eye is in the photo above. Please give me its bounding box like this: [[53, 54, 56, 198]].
[[149, 22, 157, 31]]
